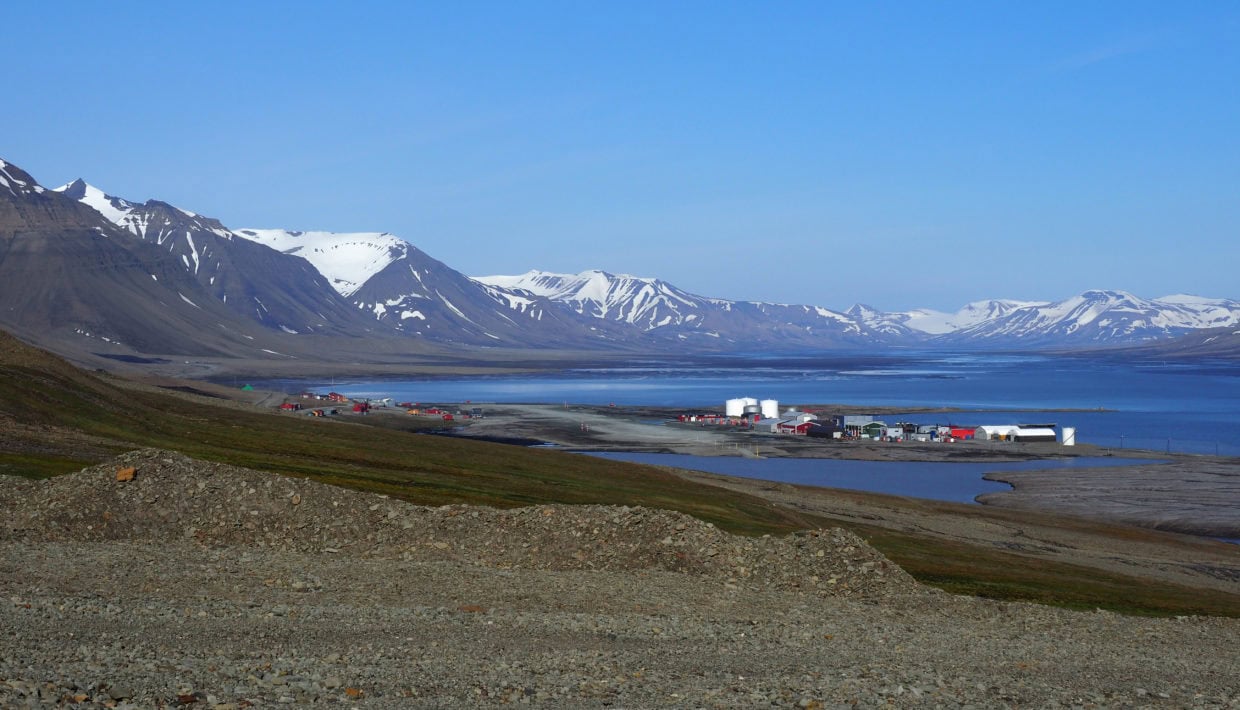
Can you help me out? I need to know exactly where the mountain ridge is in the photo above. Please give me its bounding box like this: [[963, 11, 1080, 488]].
[[4, 156, 1237, 362]]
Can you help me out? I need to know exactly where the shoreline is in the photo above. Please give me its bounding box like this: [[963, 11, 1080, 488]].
[[421, 403, 1237, 539]]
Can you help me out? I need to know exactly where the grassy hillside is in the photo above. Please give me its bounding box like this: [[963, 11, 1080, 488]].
[[2, 329, 1237, 617], [0, 331, 812, 536]]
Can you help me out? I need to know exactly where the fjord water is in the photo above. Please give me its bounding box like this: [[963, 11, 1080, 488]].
[[267, 353, 1240, 456]]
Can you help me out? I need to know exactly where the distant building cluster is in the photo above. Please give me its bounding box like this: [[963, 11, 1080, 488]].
[[278, 390, 483, 422], [677, 398, 1074, 445]]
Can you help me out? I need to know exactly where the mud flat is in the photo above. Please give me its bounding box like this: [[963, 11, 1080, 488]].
[[665, 464, 1240, 596], [978, 459, 1240, 538]]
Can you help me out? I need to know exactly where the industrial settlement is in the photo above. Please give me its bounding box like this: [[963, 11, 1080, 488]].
[[678, 397, 1075, 445]]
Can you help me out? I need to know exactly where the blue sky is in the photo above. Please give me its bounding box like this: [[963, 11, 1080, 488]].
[[6, 1, 1238, 311]]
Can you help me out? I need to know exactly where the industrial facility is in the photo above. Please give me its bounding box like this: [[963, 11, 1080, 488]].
[[677, 398, 1073, 445]]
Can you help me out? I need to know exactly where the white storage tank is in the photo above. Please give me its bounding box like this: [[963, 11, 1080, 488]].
[[1062, 427, 1076, 446], [760, 399, 780, 419], [725, 398, 745, 417], [741, 397, 759, 409]]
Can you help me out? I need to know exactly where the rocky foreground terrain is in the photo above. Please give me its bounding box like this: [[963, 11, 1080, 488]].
[[1, 450, 1238, 708]]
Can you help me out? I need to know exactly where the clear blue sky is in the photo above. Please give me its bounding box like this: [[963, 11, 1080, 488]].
[[6, 1, 1238, 311]]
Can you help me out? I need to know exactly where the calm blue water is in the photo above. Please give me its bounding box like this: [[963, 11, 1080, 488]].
[[586, 452, 1156, 505], [257, 353, 1240, 456]]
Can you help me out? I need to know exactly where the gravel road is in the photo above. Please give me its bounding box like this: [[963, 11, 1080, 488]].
[[2, 450, 1237, 708]]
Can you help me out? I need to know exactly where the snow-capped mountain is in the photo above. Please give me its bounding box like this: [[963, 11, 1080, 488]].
[[54, 181, 370, 337], [905, 299, 1050, 335], [847, 293, 1240, 347], [233, 231, 633, 348], [936, 290, 1240, 346], [2, 161, 296, 357], [476, 270, 716, 331], [56, 179, 231, 242], [476, 271, 1240, 350], [7, 155, 1239, 362], [848, 299, 1049, 336], [475, 270, 907, 348]]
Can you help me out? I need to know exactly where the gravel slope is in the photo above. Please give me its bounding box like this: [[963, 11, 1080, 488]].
[[1, 450, 1237, 708]]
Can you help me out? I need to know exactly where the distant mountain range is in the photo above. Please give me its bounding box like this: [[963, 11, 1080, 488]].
[[1, 156, 1236, 366]]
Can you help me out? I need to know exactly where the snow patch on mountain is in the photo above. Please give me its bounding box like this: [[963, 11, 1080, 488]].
[[937, 290, 1240, 345], [234, 229, 408, 297], [879, 299, 1050, 335], [0, 159, 46, 197], [54, 180, 230, 243], [475, 270, 706, 330], [57, 180, 128, 223]]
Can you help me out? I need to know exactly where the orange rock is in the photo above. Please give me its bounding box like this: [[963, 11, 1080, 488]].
[[116, 467, 136, 482], [345, 687, 363, 698]]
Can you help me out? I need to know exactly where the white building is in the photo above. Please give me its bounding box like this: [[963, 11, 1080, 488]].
[[975, 425, 1020, 441], [1013, 426, 1058, 443]]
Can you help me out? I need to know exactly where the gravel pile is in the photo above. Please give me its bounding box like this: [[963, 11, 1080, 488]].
[[1, 449, 917, 600], [2, 449, 1238, 708]]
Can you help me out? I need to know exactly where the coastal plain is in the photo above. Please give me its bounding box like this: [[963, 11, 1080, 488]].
[[443, 403, 1240, 594]]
